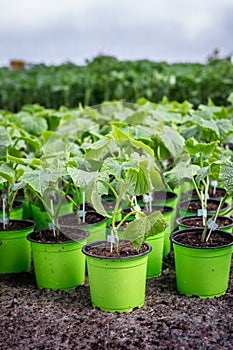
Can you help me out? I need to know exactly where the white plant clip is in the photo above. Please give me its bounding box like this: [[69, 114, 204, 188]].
[[82, 191, 86, 223], [200, 190, 207, 225], [206, 198, 223, 242], [143, 193, 153, 212], [50, 198, 56, 237], [133, 196, 141, 211], [2, 195, 7, 230], [107, 233, 116, 253], [211, 180, 218, 195]]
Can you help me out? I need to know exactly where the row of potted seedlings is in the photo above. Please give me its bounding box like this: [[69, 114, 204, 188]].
[[1, 102, 233, 312]]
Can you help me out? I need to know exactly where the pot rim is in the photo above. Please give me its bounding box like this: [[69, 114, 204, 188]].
[[152, 190, 178, 202], [0, 219, 35, 231], [186, 187, 227, 197], [170, 228, 233, 249], [176, 215, 233, 228], [27, 227, 89, 244], [82, 240, 152, 260], [122, 205, 174, 215], [59, 211, 108, 227], [178, 199, 230, 212]]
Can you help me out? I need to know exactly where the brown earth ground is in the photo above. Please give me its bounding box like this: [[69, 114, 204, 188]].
[[0, 252, 232, 350]]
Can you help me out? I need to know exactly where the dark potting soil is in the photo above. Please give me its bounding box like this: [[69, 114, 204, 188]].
[[0, 220, 34, 231], [85, 241, 149, 258], [180, 200, 228, 212], [0, 199, 24, 211], [0, 252, 233, 349], [153, 191, 176, 201], [189, 188, 227, 199], [123, 206, 172, 216], [180, 216, 232, 228], [137, 191, 176, 203], [108, 220, 131, 231], [143, 206, 173, 215], [102, 199, 116, 211], [173, 231, 233, 248], [29, 229, 87, 243], [59, 212, 104, 226]]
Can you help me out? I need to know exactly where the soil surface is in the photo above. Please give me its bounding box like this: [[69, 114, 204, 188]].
[[0, 200, 24, 211], [122, 206, 173, 216], [28, 229, 88, 243], [84, 241, 149, 258], [172, 230, 233, 247], [1, 251, 233, 349], [187, 188, 227, 199], [0, 220, 35, 231], [178, 216, 233, 228], [137, 191, 177, 203], [59, 212, 105, 226], [179, 200, 228, 213]]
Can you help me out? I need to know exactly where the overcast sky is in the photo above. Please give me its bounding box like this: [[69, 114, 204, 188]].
[[1, 0, 233, 67]]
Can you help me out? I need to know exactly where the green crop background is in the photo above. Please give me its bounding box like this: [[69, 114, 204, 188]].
[[1, 56, 233, 111]]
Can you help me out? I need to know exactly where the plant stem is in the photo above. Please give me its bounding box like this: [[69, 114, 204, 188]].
[[116, 210, 138, 231], [191, 177, 202, 202], [201, 193, 228, 241], [97, 178, 120, 252]]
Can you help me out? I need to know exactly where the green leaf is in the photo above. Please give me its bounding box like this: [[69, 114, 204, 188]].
[[149, 166, 165, 191], [16, 136, 41, 155], [215, 119, 233, 140], [111, 125, 154, 157], [150, 125, 185, 159], [67, 167, 97, 190], [227, 92, 233, 105], [85, 137, 111, 160], [0, 127, 12, 147], [125, 163, 150, 196], [85, 181, 109, 217], [195, 166, 210, 186], [7, 154, 35, 166], [185, 138, 218, 155], [101, 158, 122, 179], [164, 153, 199, 190], [0, 164, 15, 185], [17, 113, 48, 136], [219, 161, 233, 197], [21, 169, 64, 195], [125, 111, 148, 124], [122, 211, 166, 251]]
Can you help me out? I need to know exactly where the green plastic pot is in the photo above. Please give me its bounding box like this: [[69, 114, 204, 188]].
[[153, 190, 178, 207], [171, 228, 233, 298], [180, 181, 193, 194], [152, 191, 178, 232], [59, 212, 108, 244], [82, 240, 151, 312], [0, 200, 25, 220], [82, 213, 108, 244], [121, 205, 174, 256], [178, 199, 230, 218], [172, 186, 182, 204], [0, 220, 35, 273], [14, 189, 33, 220], [152, 206, 175, 256], [27, 228, 89, 290], [101, 197, 126, 226], [177, 215, 233, 233], [185, 187, 232, 206], [146, 230, 165, 278], [107, 218, 165, 278], [31, 200, 74, 230]]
